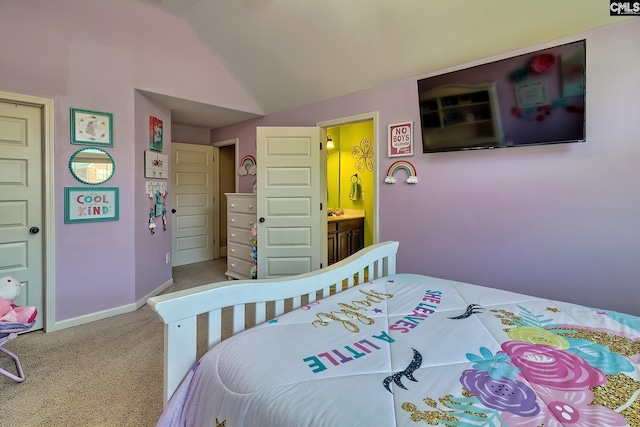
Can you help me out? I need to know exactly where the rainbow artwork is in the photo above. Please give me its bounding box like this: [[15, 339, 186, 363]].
[[237, 155, 257, 176], [385, 160, 418, 184]]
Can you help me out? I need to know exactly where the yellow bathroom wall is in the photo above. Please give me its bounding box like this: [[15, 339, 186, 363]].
[[337, 121, 374, 248]]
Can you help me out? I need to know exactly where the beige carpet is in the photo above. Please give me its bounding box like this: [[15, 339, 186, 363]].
[[0, 258, 229, 427]]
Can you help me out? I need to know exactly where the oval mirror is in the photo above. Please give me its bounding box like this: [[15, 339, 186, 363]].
[[69, 148, 115, 185]]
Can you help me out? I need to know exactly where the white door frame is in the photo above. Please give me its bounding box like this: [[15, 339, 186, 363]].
[[316, 111, 379, 244], [0, 90, 56, 332], [211, 138, 239, 259]]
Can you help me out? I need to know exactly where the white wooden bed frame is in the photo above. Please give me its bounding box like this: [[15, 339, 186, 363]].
[[147, 241, 399, 405]]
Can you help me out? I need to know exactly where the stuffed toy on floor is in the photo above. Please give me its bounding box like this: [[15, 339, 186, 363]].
[[0, 276, 37, 324]]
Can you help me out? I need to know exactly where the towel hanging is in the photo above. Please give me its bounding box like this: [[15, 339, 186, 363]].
[[349, 174, 361, 201]]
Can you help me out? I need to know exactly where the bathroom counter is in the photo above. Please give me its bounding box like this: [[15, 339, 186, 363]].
[[327, 209, 365, 222]]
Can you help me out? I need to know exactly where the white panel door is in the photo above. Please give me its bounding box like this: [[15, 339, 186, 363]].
[[0, 101, 43, 330], [171, 142, 214, 267], [256, 127, 323, 279]]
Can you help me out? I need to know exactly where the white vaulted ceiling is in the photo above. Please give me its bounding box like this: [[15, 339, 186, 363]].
[[135, 0, 628, 128]]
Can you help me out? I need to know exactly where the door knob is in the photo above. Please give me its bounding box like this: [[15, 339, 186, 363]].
[[29, 226, 40, 234], [171, 209, 176, 213], [259, 217, 265, 223]]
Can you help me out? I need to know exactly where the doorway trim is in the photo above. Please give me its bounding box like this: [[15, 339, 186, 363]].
[[211, 138, 239, 259], [0, 90, 56, 332], [317, 111, 379, 243]]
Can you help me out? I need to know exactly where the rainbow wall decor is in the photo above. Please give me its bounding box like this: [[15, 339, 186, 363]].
[[237, 155, 257, 176], [385, 160, 418, 184]]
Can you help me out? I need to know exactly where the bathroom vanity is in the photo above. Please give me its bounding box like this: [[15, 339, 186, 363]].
[[327, 210, 364, 265]]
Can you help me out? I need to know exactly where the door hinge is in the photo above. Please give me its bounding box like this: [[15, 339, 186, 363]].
[[320, 202, 323, 211], [320, 263, 323, 269], [320, 142, 323, 151]]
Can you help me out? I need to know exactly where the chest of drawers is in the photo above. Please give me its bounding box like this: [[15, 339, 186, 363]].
[[225, 193, 257, 280]]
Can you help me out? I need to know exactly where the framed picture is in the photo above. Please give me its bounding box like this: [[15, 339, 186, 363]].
[[145, 150, 168, 178], [149, 116, 163, 151], [64, 187, 119, 223], [388, 121, 414, 157], [70, 108, 113, 146]]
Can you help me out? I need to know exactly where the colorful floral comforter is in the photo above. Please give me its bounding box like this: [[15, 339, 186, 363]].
[[158, 274, 640, 427]]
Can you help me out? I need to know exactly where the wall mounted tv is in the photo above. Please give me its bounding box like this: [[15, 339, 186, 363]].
[[417, 40, 586, 153]]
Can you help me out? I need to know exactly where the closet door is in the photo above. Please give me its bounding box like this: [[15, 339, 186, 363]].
[[171, 142, 214, 266], [0, 100, 44, 330]]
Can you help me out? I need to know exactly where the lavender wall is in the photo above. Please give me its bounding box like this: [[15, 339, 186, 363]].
[[134, 94, 172, 301], [172, 124, 212, 146], [213, 20, 640, 316], [0, 0, 261, 325]]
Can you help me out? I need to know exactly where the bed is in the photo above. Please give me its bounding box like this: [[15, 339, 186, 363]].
[[148, 241, 640, 426]]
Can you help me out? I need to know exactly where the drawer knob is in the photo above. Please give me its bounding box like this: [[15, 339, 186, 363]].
[[248, 205, 253, 209], [231, 249, 235, 253], [231, 233, 235, 238], [231, 263, 235, 268], [231, 204, 235, 208], [249, 221, 254, 226], [231, 218, 235, 222]]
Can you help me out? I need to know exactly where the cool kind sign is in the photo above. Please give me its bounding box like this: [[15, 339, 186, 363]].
[[65, 187, 119, 223]]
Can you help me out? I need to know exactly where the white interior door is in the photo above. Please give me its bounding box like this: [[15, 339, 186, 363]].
[[0, 101, 43, 330], [256, 127, 324, 279], [171, 142, 214, 267]]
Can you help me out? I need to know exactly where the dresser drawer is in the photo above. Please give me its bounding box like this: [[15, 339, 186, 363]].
[[228, 227, 254, 245], [227, 256, 255, 277], [228, 197, 256, 214], [228, 212, 256, 229], [228, 242, 253, 261]]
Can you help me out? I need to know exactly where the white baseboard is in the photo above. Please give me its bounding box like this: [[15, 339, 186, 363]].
[[136, 278, 175, 309], [49, 278, 174, 332]]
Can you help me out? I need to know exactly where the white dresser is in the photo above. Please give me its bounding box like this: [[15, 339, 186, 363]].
[[225, 193, 257, 280]]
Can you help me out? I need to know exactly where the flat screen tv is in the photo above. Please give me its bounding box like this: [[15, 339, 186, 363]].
[[417, 40, 586, 153]]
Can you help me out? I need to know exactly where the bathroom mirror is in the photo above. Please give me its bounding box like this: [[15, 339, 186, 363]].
[[69, 147, 115, 185]]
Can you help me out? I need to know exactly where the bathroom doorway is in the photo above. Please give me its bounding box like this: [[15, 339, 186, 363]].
[[318, 112, 379, 257]]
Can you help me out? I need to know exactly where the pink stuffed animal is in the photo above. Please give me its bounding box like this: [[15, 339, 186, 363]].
[[0, 276, 37, 324]]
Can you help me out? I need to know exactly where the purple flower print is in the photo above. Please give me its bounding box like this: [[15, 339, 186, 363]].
[[459, 369, 539, 416], [502, 341, 606, 390], [500, 384, 628, 426]]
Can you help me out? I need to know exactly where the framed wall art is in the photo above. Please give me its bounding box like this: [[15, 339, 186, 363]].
[[149, 116, 163, 151], [64, 187, 119, 223], [388, 121, 414, 157], [145, 150, 168, 178], [70, 108, 113, 147]]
